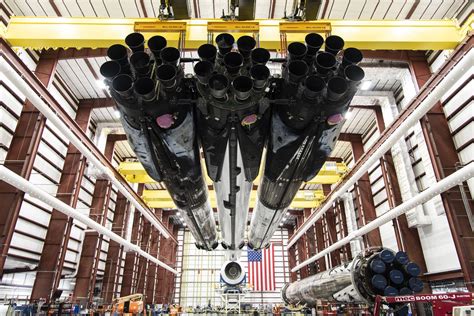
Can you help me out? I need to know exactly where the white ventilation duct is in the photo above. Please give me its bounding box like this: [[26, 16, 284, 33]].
[[292, 161, 474, 272], [0, 165, 177, 274]]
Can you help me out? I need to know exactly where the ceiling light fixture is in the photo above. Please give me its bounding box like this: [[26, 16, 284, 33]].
[[360, 80, 372, 91]]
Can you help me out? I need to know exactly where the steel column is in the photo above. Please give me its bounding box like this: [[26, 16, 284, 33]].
[[296, 215, 309, 279], [374, 106, 428, 273], [287, 227, 298, 282], [166, 225, 179, 302], [136, 221, 152, 296], [409, 54, 474, 290], [349, 137, 383, 247], [303, 208, 318, 275], [0, 54, 57, 276], [73, 231, 100, 301], [155, 213, 170, 303], [101, 191, 130, 303], [120, 211, 141, 296], [145, 215, 161, 304], [314, 218, 326, 272], [30, 104, 92, 301], [322, 185, 341, 267], [73, 136, 116, 300]]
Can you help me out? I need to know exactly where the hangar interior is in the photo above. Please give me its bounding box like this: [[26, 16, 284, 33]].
[[0, 0, 473, 314]]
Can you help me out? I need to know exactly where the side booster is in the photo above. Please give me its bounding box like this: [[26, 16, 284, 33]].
[[282, 248, 424, 306], [248, 34, 365, 249], [101, 33, 218, 250], [194, 34, 271, 250], [220, 260, 246, 290]]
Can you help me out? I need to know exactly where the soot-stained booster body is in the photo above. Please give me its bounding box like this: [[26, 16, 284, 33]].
[[282, 248, 424, 306], [248, 34, 365, 250], [101, 33, 218, 250], [194, 34, 271, 251], [101, 32, 364, 251]]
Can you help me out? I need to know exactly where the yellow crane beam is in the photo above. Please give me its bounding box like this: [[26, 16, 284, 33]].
[[142, 189, 325, 209], [3, 17, 469, 50], [117, 161, 347, 185]]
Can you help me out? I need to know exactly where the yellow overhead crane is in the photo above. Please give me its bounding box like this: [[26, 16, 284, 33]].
[[119, 161, 346, 209], [142, 189, 325, 209], [118, 161, 347, 185], [2, 16, 471, 50]]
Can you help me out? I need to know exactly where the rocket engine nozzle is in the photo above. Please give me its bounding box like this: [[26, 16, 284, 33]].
[[148, 35, 167, 61], [237, 35, 256, 59], [251, 48, 271, 65], [208, 74, 229, 99], [130, 51, 152, 77], [216, 33, 235, 55], [156, 64, 177, 88], [305, 33, 324, 56], [125, 32, 145, 53], [112, 74, 134, 97], [100, 60, 121, 84], [220, 261, 246, 287], [107, 44, 129, 68], [224, 52, 244, 75], [160, 47, 181, 67], [250, 64, 270, 89], [325, 35, 345, 56], [194, 61, 214, 85], [198, 43, 218, 63]]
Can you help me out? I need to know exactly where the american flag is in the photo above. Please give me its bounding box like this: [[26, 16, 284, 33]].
[[247, 243, 275, 291]]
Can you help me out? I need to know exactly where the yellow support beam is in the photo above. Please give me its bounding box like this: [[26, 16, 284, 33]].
[[3, 17, 468, 50], [117, 161, 347, 185], [142, 189, 325, 209]]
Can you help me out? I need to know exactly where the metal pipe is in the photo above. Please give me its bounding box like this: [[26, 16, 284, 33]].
[[0, 165, 177, 274], [282, 248, 423, 306], [287, 47, 473, 249], [0, 59, 171, 239], [292, 161, 474, 271]]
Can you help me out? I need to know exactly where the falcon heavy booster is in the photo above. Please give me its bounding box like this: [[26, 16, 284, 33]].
[[101, 31, 365, 251]]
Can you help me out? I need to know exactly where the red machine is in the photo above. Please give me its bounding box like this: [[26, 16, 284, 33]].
[[373, 292, 473, 315]]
